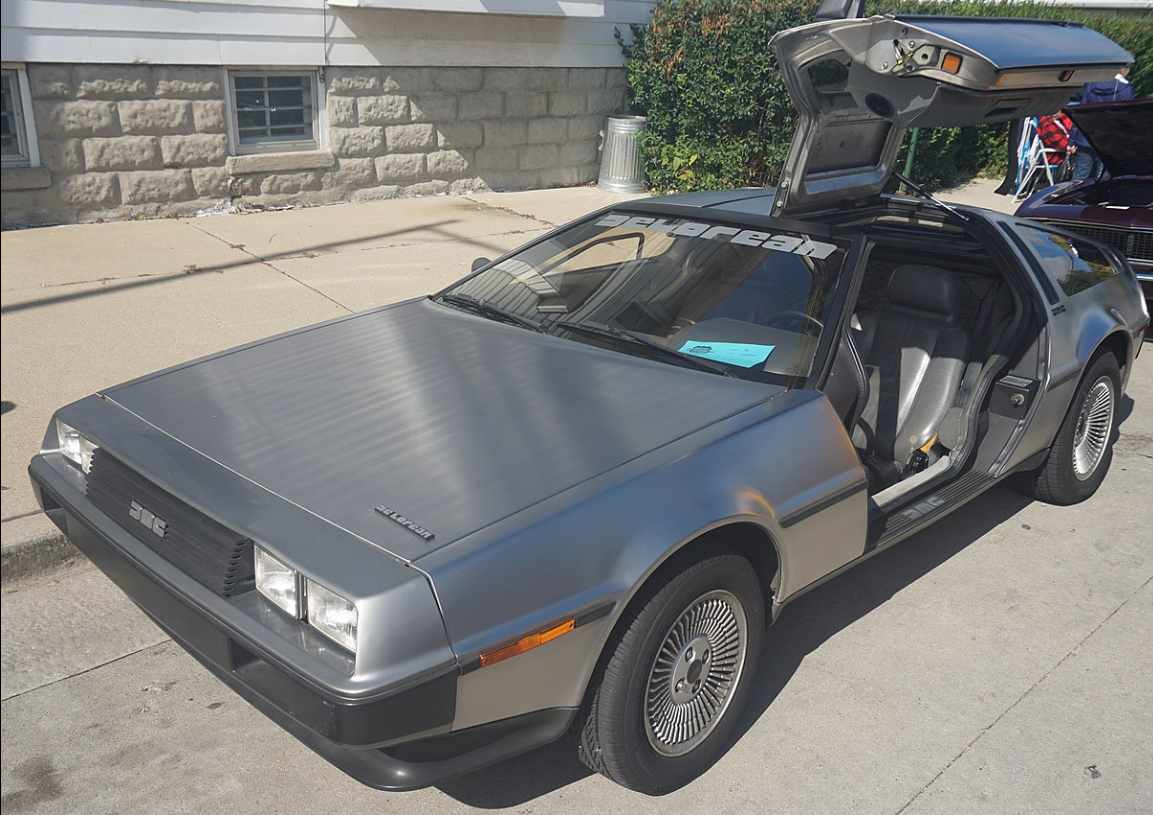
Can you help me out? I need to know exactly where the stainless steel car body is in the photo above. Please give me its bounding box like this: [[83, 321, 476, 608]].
[[988, 213, 1146, 474], [29, 191, 1146, 774], [27, 12, 1147, 791]]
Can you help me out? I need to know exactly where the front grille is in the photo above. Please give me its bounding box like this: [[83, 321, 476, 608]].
[[1043, 221, 1153, 264], [86, 449, 255, 597]]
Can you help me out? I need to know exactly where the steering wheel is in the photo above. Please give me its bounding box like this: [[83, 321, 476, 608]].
[[765, 310, 823, 335]]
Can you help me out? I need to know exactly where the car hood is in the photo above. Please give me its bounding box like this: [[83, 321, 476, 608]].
[[1065, 98, 1153, 178], [106, 298, 777, 561]]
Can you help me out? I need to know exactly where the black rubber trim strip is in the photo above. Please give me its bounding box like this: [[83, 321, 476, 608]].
[[574, 600, 614, 628], [866, 470, 995, 552], [778, 477, 869, 529], [1048, 364, 1082, 389]]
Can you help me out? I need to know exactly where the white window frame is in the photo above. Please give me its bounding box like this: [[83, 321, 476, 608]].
[[1, 63, 40, 168], [225, 68, 325, 156]]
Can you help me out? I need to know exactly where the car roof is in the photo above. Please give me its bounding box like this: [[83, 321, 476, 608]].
[[642, 188, 995, 223], [645, 188, 778, 215]]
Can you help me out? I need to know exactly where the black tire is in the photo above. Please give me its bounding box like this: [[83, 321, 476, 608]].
[[571, 551, 765, 793], [1012, 353, 1120, 505]]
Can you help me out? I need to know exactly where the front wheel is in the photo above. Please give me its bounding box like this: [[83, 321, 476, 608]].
[[572, 551, 764, 793], [1012, 352, 1120, 505]]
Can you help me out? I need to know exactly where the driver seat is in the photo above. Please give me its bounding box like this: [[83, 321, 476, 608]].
[[851, 265, 970, 484]]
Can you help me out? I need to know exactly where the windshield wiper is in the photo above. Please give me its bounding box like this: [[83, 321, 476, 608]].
[[435, 293, 551, 334], [892, 171, 970, 222], [556, 320, 732, 377]]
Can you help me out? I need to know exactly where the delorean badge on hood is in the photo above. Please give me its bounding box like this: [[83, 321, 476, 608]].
[[374, 505, 436, 542]]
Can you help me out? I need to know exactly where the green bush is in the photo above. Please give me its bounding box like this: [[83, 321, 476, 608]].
[[621, 0, 818, 193], [623, 0, 1153, 193]]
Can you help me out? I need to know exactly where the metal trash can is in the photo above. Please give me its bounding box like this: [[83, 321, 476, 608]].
[[598, 115, 646, 193]]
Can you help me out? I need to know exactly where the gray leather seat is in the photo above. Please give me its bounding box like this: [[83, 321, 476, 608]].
[[851, 265, 970, 481]]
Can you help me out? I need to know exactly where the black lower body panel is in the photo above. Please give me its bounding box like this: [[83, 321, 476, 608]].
[[241, 692, 575, 791], [867, 470, 998, 552]]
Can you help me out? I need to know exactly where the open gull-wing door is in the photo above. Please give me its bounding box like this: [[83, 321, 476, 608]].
[[770, 15, 1132, 217]]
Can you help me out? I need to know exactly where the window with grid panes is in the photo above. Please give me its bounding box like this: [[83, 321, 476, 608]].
[[229, 71, 318, 153], [1, 69, 30, 165]]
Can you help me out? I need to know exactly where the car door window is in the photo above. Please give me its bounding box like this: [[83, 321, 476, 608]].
[[1018, 225, 1118, 297]]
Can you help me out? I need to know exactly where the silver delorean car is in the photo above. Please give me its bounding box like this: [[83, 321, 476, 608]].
[[29, 13, 1148, 794]]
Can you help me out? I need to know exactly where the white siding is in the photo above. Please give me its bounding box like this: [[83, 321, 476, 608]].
[[0, 0, 655, 67]]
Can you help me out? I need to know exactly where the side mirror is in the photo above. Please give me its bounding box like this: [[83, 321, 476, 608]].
[[472, 257, 492, 272]]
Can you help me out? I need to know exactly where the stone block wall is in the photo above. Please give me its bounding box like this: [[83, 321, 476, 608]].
[[1, 64, 627, 226]]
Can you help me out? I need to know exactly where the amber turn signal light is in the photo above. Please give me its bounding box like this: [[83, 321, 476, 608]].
[[479, 618, 576, 667], [941, 53, 963, 74]]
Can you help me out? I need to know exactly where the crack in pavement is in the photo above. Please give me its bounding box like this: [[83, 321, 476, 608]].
[[208, 228, 546, 265], [1, 639, 171, 703], [893, 573, 1153, 815], [267, 226, 547, 262], [184, 219, 548, 314], [187, 222, 355, 314], [0, 268, 200, 292], [463, 195, 561, 229]]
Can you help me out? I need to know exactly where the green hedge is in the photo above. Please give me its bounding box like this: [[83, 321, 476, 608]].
[[623, 0, 1153, 193]]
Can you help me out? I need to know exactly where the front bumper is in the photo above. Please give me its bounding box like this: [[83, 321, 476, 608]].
[[29, 455, 572, 789]]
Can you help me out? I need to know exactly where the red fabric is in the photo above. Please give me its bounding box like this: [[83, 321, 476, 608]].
[[1036, 113, 1072, 164]]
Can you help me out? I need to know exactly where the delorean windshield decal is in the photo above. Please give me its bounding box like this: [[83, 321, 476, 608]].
[[374, 505, 435, 541], [678, 341, 776, 368], [595, 214, 838, 260]]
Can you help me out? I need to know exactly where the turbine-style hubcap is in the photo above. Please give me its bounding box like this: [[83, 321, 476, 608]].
[[1073, 377, 1114, 481], [644, 590, 748, 757]]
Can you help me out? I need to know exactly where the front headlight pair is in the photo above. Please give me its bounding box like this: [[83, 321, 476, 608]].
[[254, 546, 358, 653], [55, 419, 98, 474]]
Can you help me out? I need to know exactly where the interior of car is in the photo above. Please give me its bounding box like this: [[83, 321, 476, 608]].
[[823, 209, 1024, 506]]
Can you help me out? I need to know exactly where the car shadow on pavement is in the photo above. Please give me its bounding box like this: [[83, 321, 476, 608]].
[[726, 484, 1035, 753], [1119, 393, 1135, 425], [435, 736, 594, 807], [436, 484, 1035, 808]]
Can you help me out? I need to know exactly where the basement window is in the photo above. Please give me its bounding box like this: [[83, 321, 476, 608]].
[[228, 70, 321, 154], [1, 67, 33, 166]]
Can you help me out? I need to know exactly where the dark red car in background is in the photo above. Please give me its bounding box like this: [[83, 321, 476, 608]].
[[1016, 99, 1152, 304]]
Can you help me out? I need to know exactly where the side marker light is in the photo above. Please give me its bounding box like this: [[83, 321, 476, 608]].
[[479, 619, 576, 668]]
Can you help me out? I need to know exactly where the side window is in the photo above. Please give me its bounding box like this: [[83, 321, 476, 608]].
[[228, 70, 320, 155], [1018, 226, 1118, 297], [1, 66, 34, 167]]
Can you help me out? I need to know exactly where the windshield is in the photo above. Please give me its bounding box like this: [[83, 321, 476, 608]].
[[440, 210, 850, 383]]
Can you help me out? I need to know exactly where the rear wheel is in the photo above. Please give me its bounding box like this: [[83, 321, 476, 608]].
[[572, 551, 764, 793], [1013, 353, 1120, 505]]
